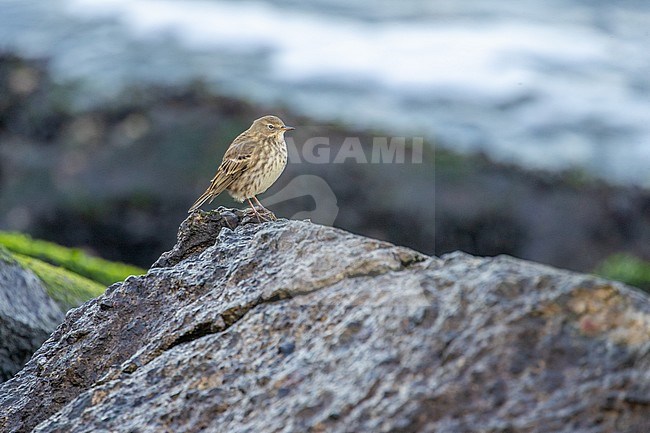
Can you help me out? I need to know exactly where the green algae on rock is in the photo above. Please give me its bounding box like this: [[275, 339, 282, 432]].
[[11, 253, 106, 311], [595, 253, 650, 293], [0, 231, 145, 287]]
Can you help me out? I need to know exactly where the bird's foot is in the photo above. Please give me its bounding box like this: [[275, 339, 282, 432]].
[[252, 197, 276, 221], [260, 208, 278, 221], [245, 197, 277, 223], [245, 206, 276, 223]]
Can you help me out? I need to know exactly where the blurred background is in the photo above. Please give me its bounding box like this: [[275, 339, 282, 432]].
[[1, 0, 649, 288]]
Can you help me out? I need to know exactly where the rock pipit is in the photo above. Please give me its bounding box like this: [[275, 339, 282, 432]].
[[188, 115, 294, 221]]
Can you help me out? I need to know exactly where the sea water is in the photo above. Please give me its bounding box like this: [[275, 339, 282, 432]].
[[1, 0, 649, 185]]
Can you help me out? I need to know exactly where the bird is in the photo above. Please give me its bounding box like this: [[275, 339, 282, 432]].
[[188, 115, 294, 221]]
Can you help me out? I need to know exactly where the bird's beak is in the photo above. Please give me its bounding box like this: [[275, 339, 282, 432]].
[[282, 125, 295, 131]]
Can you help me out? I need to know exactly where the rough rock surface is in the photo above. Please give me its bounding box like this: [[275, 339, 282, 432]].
[[1, 210, 649, 432], [0, 251, 64, 382]]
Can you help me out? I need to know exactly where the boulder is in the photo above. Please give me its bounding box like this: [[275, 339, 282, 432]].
[[0, 250, 64, 382], [0, 210, 648, 432]]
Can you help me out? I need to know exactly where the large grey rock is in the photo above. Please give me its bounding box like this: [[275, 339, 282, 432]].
[[0, 210, 648, 432], [0, 250, 64, 382]]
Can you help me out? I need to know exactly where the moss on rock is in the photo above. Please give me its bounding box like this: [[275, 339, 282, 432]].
[[0, 246, 16, 264], [11, 253, 106, 311], [595, 253, 650, 293], [0, 231, 145, 286]]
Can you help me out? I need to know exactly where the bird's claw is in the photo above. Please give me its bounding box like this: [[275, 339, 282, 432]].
[[246, 206, 277, 223]]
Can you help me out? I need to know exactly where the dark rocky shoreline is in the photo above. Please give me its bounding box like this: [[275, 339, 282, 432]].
[[1, 52, 649, 273]]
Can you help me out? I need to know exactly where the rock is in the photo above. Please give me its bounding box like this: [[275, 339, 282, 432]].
[[0, 210, 649, 432], [0, 249, 64, 382]]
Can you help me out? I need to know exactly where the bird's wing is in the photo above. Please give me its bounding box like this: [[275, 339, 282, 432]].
[[218, 136, 256, 178], [188, 136, 256, 212]]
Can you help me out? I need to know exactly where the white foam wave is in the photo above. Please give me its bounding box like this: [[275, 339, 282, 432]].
[[61, 0, 650, 185], [65, 0, 614, 96]]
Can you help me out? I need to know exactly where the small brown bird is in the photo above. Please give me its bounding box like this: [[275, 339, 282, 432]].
[[188, 115, 294, 221]]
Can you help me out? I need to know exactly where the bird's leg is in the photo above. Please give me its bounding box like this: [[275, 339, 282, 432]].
[[252, 196, 267, 211], [253, 196, 276, 220], [246, 197, 268, 223]]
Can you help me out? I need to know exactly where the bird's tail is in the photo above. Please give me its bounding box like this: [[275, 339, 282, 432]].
[[189, 171, 234, 213], [188, 187, 219, 213]]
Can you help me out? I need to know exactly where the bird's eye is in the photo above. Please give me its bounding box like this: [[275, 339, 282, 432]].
[[267, 124, 275, 130]]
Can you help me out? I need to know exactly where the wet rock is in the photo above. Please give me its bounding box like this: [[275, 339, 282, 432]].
[[0, 210, 648, 432], [0, 251, 64, 382]]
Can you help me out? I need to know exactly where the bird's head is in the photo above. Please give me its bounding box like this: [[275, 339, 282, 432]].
[[251, 115, 295, 137]]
